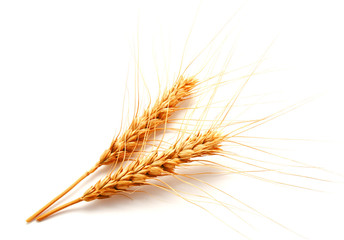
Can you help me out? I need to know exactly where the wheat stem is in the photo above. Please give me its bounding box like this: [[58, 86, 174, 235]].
[[36, 198, 82, 222], [26, 164, 98, 222]]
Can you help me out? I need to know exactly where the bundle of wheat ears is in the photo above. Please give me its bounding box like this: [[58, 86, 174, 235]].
[[26, 22, 329, 232], [26, 75, 199, 222]]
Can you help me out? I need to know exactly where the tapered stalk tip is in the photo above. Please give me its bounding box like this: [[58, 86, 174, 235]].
[[36, 198, 83, 222]]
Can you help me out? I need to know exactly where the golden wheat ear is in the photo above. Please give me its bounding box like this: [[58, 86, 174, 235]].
[[26, 75, 198, 222], [36, 129, 227, 221]]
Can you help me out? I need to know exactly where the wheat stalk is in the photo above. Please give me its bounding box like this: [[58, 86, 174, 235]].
[[26, 75, 198, 222], [36, 129, 227, 221], [36, 87, 316, 221]]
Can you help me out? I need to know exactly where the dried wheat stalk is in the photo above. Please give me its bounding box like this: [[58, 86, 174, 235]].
[[36, 83, 314, 222], [36, 101, 319, 222], [36, 129, 227, 221], [26, 76, 198, 222]]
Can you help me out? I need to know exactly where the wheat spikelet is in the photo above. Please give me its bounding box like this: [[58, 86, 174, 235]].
[[26, 75, 198, 222]]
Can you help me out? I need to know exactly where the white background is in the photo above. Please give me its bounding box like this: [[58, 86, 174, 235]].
[[1, 0, 344, 239]]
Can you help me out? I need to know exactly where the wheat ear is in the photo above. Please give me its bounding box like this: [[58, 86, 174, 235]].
[[26, 76, 198, 222], [36, 129, 226, 221]]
